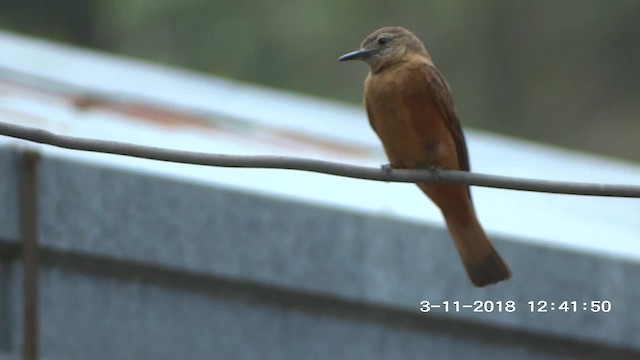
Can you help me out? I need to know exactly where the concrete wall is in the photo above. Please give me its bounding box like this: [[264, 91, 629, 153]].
[[1, 145, 639, 360]]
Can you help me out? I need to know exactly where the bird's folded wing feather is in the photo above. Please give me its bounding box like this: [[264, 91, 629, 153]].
[[423, 64, 470, 172]]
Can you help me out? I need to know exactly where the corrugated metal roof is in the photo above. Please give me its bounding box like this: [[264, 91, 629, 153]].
[[0, 30, 638, 260]]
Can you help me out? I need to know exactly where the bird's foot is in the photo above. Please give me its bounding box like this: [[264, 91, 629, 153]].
[[380, 164, 394, 182], [428, 165, 442, 180]]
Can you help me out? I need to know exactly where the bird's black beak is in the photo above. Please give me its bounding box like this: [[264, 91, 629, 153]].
[[338, 48, 373, 62]]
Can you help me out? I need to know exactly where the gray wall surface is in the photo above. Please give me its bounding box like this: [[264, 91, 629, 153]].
[[1, 145, 639, 360]]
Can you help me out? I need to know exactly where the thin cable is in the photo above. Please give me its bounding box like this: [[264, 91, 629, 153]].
[[1, 121, 639, 197]]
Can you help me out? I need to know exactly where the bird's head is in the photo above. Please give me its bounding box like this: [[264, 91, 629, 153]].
[[338, 26, 428, 73]]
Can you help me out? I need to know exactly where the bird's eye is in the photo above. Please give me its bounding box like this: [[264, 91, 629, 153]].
[[377, 36, 390, 45]]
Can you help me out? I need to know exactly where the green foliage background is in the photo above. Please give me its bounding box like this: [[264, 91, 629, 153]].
[[1, 0, 639, 161]]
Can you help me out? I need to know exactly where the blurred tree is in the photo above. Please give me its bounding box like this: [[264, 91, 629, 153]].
[[0, 0, 95, 43]]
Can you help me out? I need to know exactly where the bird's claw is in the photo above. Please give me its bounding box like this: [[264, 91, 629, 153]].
[[428, 165, 443, 180], [380, 164, 394, 182]]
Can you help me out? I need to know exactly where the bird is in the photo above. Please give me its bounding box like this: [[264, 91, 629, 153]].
[[339, 26, 511, 287]]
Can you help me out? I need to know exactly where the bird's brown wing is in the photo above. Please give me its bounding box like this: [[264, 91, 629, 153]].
[[423, 64, 470, 172]]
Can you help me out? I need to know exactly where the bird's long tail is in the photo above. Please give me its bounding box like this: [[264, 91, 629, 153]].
[[443, 212, 511, 287], [420, 184, 511, 287]]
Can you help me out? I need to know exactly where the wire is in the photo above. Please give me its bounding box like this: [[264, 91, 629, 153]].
[[1, 121, 639, 197]]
